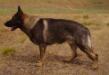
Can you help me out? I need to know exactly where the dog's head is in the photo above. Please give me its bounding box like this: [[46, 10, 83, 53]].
[[5, 6, 24, 31]]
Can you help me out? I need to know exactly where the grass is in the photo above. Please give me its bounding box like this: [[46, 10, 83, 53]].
[[0, 0, 109, 15], [106, 23, 109, 26], [83, 22, 93, 26], [0, 27, 6, 33], [17, 36, 26, 43], [0, 8, 109, 15], [0, 47, 16, 56], [83, 15, 89, 19]]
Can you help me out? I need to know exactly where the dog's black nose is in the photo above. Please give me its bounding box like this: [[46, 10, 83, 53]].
[[4, 21, 11, 27]]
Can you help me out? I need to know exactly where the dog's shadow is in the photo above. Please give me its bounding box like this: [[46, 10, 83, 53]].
[[11, 54, 92, 68], [46, 54, 92, 66], [47, 54, 94, 70]]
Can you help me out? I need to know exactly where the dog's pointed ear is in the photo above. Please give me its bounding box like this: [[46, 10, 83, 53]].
[[18, 6, 23, 14]]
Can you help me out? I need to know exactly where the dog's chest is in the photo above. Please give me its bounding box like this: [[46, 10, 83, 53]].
[[30, 20, 45, 44]]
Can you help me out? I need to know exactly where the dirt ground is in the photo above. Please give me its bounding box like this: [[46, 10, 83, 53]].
[[0, 14, 109, 75]]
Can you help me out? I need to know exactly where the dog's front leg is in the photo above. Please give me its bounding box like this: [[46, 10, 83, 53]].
[[36, 44, 47, 67]]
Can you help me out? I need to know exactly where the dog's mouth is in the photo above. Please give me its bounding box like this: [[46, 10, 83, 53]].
[[5, 22, 18, 31], [11, 26, 18, 31], [7, 26, 18, 31]]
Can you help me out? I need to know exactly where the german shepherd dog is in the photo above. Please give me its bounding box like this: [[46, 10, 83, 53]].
[[5, 6, 98, 69]]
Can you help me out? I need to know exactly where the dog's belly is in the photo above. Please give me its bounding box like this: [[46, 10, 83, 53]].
[[30, 31, 69, 45], [30, 35, 66, 45], [46, 36, 66, 45]]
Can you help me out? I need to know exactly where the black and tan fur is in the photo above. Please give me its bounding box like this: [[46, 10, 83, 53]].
[[4, 6, 98, 68]]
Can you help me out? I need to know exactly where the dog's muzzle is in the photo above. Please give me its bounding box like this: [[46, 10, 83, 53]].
[[4, 21, 18, 31]]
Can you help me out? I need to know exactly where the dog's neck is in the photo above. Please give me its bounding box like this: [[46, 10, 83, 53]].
[[24, 15, 40, 30], [20, 14, 40, 37]]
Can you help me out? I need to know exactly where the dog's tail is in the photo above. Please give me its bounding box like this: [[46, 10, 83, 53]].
[[79, 30, 92, 49], [87, 34, 92, 48]]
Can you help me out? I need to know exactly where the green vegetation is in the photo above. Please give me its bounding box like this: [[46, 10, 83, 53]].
[[0, 0, 109, 15], [0, 47, 16, 56], [0, 8, 109, 15]]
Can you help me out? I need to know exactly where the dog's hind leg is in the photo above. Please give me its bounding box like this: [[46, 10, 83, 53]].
[[68, 41, 77, 62], [66, 35, 78, 62], [80, 46, 98, 69], [78, 35, 98, 69], [36, 44, 47, 67]]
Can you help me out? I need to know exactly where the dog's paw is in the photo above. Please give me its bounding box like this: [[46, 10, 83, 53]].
[[91, 62, 98, 70], [36, 61, 43, 67]]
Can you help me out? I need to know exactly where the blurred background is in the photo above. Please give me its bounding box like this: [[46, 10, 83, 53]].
[[0, 0, 109, 15], [0, 0, 109, 14]]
